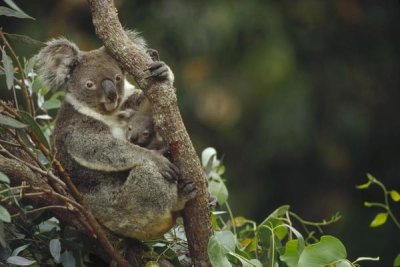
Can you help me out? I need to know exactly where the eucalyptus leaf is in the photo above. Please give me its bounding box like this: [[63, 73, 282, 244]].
[[12, 244, 30, 256], [42, 98, 61, 110], [1, 49, 14, 90], [0, 205, 11, 223], [208, 179, 228, 205], [0, 114, 27, 128], [0, 221, 6, 248], [370, 212, 388, 227], [280, 239, 301, 267], [0, 172, 10, 184], [60, 250, 75, 267], [208, 235, 232, 267], [394, 253, 400, 267], [19, 111, 50, 149], [7, 256, 36, 266], [49, 239, 61, 263], [260, 205, 290, 226], [24, 56, 36, 78], [5, 34, 44, 48], [390, 190, 400, 202], [1, 1, 33, 19], [145, 261, 160, 267], [297, 235, 347, 267]]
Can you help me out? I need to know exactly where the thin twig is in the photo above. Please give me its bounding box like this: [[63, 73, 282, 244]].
[[0, 29, 33, 115], [11, 205, 70, 218], [0, 144, 66, 187]]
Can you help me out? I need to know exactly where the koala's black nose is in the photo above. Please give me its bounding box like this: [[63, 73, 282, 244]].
[[101, 79, 117, 101]]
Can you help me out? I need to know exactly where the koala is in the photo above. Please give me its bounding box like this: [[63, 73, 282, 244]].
[[117, 108, 164, 151], [36, 32, 196, 240]]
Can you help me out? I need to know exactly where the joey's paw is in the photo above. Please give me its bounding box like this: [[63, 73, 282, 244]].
[[145, 61, 171, 81], [178, 179, 197, 200], [146, 48, 160, 61]]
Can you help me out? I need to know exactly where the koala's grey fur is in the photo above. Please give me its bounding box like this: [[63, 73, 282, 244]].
[[36, 32, 195, 240]]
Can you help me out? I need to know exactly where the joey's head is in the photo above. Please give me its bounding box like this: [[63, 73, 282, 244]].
[[36, 39, 125, 114], [116, 110, 155, 146]]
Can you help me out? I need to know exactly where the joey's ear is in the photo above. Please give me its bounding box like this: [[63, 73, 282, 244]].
[[116, 109, 135, 120], [137, 98, 152, 114], [36, 38, 80, 89]]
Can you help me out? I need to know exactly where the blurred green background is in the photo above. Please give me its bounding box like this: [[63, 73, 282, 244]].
[[2, 0, 399, 265]]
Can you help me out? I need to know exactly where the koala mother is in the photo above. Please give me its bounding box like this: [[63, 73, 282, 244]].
[[36, 33, 195, 240]]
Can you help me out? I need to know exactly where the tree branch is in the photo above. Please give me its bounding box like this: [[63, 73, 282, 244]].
[[87, 1, 212, 266]]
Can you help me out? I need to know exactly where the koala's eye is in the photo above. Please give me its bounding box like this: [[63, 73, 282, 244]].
[[142, 130, 150, 137], [85, 80, 95, 90], [115, 74, 122, 82], [128, 126, 132, 131]]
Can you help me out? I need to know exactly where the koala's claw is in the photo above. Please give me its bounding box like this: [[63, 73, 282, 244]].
[[145, 61, 170, 80], [162, 161, 180, 182], [146, 48, 160, 62], [179, 180, 197, 200]]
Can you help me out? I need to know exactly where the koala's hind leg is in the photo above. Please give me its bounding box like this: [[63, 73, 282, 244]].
[[110, 163, 180, 240], [173, 178, 197, 211]]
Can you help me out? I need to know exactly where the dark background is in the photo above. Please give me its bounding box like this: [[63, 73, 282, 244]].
[[2, 0, 399, 265]]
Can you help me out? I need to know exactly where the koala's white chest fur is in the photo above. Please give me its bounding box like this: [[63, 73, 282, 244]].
[[65, 81, 139, 140], [65, 94, 126, 139]]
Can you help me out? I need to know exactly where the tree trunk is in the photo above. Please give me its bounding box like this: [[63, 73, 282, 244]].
[[87, 1, 212, 266]]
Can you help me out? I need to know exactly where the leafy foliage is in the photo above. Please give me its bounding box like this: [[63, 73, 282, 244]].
[[357, 174, 400, 266], [202, 149, 380, 267], [0, 1, 388, 266]]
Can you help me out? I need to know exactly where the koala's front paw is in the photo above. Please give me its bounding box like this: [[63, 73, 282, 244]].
[[178, 179, 197, 201], [145, 61, 172, 81], [151, 151, 180, 182], [146, 48, 160, 62]]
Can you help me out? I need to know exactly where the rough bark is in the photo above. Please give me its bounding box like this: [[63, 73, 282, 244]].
[[87, 1, 212, 266]]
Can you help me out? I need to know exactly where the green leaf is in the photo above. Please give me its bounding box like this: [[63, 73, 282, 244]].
[[12, 244, 30, 256], [0, 172, 10, 184], [4, 0, 23, 12], [260, 205, 290, 226], [1, 49, 14, 90], [60, 250, 75, 267], [42, 98, 61, 110], [0, 205, 11, 223], [208, 178, 228, 205], [19, 111, 50, 150], [280, 239, 301, 267], [370, 212, 388, 227], [0, 1, 33, 19], [5, 34, 44, 48], [356, 181, 371, 189], [0, 221, 6, 248], [208, 235, 232, 267], [214, 231, 236, 252], [24, 56, 36, 78], [390, 190, 400, 202], [334, 260, 353, 267], [7, 256, 36, 266], [297, 235, 347, 267], [0, 114, 28, 128], [366, 173, 376, 182], [394, 253, 400, 267], [145, 261, 160, 267], [49, 239, 61, 263]]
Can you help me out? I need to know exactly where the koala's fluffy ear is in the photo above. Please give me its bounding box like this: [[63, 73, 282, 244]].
[[36, 38, 80, 89]]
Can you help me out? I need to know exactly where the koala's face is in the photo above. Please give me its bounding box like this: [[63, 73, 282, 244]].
[[126, 113, 155, 146], [68, 48, 125, 114], [36, 40, 126, 114]]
